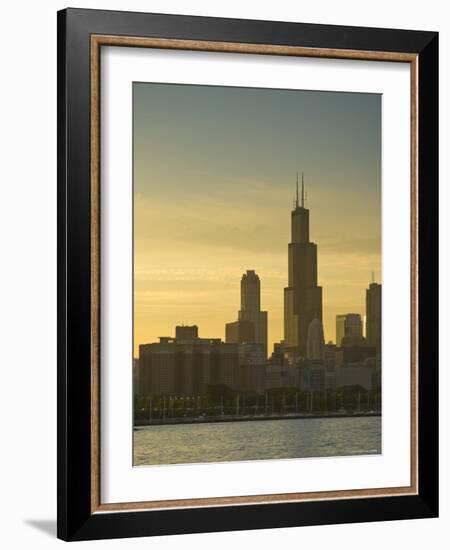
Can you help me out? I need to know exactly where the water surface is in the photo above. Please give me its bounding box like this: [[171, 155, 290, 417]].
[[134, 416, 381, 466]]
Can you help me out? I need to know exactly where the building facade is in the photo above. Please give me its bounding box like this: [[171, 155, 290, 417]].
[[139, 330, 239, 397]]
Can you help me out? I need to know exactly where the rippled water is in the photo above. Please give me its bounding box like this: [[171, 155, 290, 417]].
[[134, 416, 381, 466]]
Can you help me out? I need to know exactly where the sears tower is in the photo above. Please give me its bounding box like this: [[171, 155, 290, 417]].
[[284, 173, 323, 356]]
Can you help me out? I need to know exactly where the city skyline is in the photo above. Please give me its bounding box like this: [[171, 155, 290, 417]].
[[135, 266, 378, 351], [134, 83, 381, 356]]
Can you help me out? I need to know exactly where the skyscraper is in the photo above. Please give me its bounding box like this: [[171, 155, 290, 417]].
[[366, 282, 382, 353], [307, 318, 325, 360], [336, 314, 347, 347], [225, 270, 268, 357], [336, 313, 363, 346], [345, 313, 363, 338], [284, 174, 323, 356]]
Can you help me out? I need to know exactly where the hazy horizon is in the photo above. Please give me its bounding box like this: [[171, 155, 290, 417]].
[[133, 82, 381, 357]]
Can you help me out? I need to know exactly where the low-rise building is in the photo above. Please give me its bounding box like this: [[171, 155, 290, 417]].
[[335, 362, 375, 390], [139, 331, 239, 397]]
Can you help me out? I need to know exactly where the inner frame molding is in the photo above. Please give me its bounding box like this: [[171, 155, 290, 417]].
[[90, 34, 419, 514]]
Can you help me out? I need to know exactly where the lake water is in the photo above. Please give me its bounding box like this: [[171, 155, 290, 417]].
[[134, 416, 381, 466]]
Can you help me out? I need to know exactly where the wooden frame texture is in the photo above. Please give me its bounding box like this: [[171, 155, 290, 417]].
[[58, 8, 438, 541]]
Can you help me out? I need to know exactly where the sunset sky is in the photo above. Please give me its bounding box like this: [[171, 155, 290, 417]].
[[133, 83, 381, 357]]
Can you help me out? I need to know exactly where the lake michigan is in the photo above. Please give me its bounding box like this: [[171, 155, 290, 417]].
[[134, 415, 381, 466]]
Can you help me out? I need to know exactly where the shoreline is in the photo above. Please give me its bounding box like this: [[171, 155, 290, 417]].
[[134, 411, 381, 428]]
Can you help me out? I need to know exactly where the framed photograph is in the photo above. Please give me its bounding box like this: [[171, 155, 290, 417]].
[[57, 8, 438, 541]]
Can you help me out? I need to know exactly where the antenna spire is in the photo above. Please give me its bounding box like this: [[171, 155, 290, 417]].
[[301, 172, 305, 208], [295, 172, 299, 208]]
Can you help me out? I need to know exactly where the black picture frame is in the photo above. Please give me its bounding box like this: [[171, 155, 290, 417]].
[[57, 7, 438, 541]]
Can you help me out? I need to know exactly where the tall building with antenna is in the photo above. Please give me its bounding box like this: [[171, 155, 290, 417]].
[[284, 173, 323, 357]]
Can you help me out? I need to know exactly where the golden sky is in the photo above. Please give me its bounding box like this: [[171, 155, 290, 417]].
[[133, 83, 381, 356]]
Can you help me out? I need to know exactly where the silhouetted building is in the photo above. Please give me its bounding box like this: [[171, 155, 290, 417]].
[[133, 358, 140, 396], [336, 314, 347, 347], [266, 364, 298, 389], [307, 318, 325, 360], [298, 361, 335, 391], [345, 313, 363, 338], [270, 341, 288, 365], [366, 282, 382, 354], [336, 363, 374, 391], [175, 325, 198, 340], [371, 356, 382, 389], [139, 328, 239, 397], [341, 334, 366, 347], [341, 344, 376, 363], [237, 343, 266, 365], [225, 270, 268, 357], [284, 174, 322, 356], [238, 363, 267, 393], [237, 343, 268, 393], [324, 342, 337, 361], [336, 313, 363, 346], [225, 319, 255, 345]]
